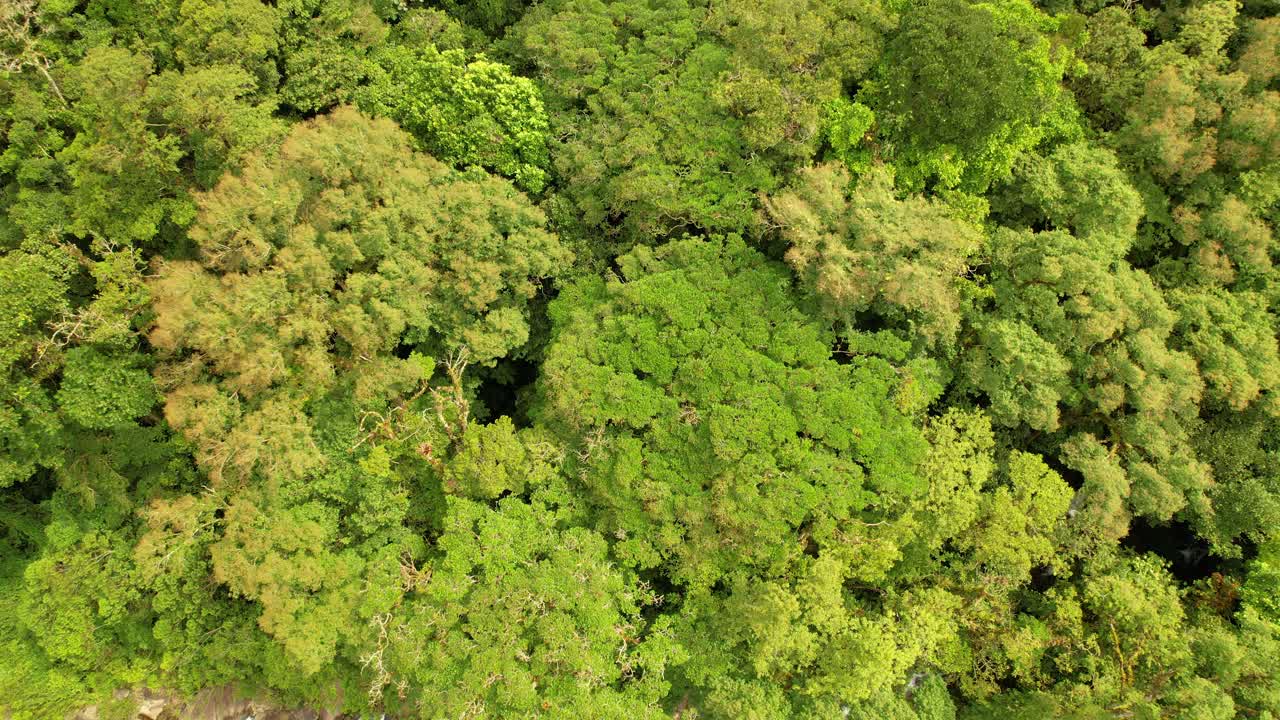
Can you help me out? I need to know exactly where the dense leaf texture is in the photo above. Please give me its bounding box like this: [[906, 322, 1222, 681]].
[[2, 0, 1280, 718], [537, 235, 928, 587], [150, 106, 567, 482]]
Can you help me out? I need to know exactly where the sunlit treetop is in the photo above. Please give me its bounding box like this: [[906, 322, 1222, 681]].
[[535, 234, 932, 589]]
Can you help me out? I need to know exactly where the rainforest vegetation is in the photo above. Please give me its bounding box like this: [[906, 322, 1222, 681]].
[[2, 0, 1280, 717]]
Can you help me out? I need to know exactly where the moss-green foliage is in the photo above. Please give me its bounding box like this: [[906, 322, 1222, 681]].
[[995, 141, 1145, 254], [502, 0, 893, 250], [442, 416, 557, 499], [965, 227, 1210, 535], [3, 0, 1280, 718], [432, 0, 529, 37], [0, 244, 73, 487], [382, 496, 680, 717], [275, 0, 388, 113], [2, 45, 282, 249], [57, 347, 157, 429], [1193, 404, 1280, 552]]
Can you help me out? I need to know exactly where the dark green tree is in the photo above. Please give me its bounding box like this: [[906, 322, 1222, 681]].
[[868, 0, 1081, 191]]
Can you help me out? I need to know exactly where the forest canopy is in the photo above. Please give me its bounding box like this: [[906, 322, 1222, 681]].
[[2, 0, 1280, 718]]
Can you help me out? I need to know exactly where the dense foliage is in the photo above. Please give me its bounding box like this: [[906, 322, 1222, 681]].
[[1, 0, 1279, 718]]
